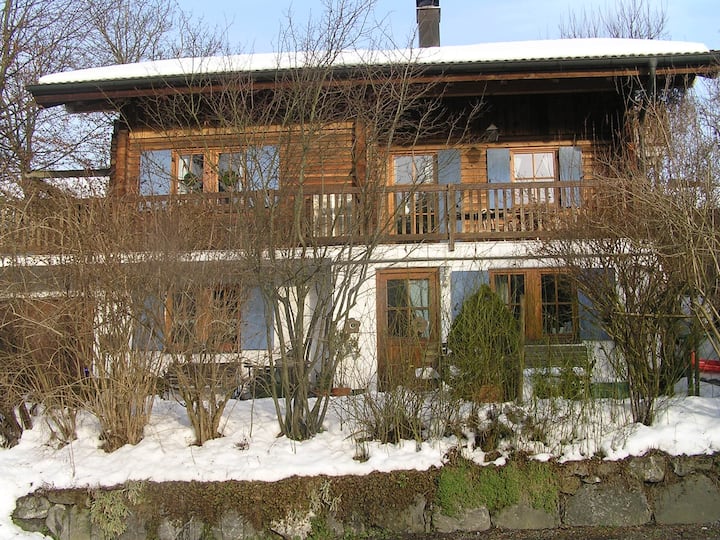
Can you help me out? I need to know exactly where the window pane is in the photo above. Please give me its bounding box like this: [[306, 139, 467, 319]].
[[139, 150, 172, 195], [394, 156, 415, 185], [178, 154, 204, 193], [494, 273, 524, 322], [247, 145, 279, 190], [414, 155, 434, 184], [387, 279, 408, 308], [408, 279, 429, 309], [513, 154, 534, 179], [494, 274, 509, 304], [534, 152, 555, 178], [218, 152, 244, 192], [394, 154, 435, 185]]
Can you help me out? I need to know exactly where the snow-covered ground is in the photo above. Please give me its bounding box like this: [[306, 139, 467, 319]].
[[2, 378, 720, 539]]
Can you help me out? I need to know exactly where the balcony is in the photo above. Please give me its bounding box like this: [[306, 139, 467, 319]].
[[1, 181, 590, 255]]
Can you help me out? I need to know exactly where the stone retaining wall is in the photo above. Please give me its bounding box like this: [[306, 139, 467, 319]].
[[13, 453, 720, 539]]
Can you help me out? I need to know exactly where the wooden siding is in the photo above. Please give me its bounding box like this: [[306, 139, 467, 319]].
[[114, 123, 356, 195]]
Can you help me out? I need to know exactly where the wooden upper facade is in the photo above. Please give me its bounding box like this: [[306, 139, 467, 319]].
[[15, 40, 715, 254]]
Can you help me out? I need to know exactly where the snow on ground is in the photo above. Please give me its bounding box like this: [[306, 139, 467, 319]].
[[2, 378, 720, 538]]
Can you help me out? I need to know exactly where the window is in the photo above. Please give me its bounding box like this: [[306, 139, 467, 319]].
[[138, 145, 279, 195], [541, 274, 575, 336], [386, 277, 432, 338], [218, 145, 280, 192], [177, 153, 205, 193], [167, 286, 243, 352], [492, 269, 577, 342], [512, 150, 556, 204], [393, 153, 438, 234], [394, 154, 436, 185], [487, 146, 584, 209]]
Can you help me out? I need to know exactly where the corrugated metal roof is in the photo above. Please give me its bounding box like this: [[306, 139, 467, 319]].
[[36, 38, 712, 86]]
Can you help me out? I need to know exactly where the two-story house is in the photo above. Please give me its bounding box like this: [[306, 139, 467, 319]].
[[20, 2, 717, 392]]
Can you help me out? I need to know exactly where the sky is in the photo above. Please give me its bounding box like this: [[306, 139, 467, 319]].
[[176, 0, 720, 53]]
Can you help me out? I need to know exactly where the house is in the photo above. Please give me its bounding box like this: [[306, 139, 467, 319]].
[[16, 2, 718, 393]]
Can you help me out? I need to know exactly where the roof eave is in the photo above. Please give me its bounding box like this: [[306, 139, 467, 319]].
[[28, 51, 719, 110]]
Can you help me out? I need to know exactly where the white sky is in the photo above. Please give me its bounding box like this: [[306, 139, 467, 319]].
[[177, 0, 720, 53]]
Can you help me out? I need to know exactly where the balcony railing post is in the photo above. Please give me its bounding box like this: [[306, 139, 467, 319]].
[[447, 184, 455, 251]]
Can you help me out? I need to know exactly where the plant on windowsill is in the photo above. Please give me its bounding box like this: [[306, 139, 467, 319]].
[[179, 172, 202, 194], [445, 284, 521, 403], [218, 170, 241, 192]]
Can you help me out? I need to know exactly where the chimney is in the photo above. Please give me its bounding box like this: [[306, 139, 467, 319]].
[[416, 0, 440, 48]]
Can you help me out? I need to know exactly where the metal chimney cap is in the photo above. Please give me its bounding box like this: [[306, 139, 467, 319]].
[[416, 0, 439, 7]]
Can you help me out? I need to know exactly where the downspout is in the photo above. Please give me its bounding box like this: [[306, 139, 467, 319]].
[[648, 57, 658, 100]]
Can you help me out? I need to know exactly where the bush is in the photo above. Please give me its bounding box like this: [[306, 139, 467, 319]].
[[446, 285, 521, 402]]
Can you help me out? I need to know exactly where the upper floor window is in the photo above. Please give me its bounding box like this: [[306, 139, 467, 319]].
[[487, 146, 583, 209], [512, 151, 555, 182], [139, 145, 279, 196], [512, 150, 557, 204], [393, 154, 436, 185]]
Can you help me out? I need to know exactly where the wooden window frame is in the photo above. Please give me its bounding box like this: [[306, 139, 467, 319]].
[[166, 285, 243, 353], [138, 144, 280, 195], [391, 152, 439, 186], [491, 268, 578, 343], [510, 148, 558, 206]]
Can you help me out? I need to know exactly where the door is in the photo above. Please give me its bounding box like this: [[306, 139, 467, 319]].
[[377, 269, 440, 390]]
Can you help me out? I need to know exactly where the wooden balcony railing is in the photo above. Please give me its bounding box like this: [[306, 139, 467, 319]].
[[0, 181, 591, 255]]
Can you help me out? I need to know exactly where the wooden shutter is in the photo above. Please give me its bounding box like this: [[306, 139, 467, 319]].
[[241, 286, 274, 350], [450, 270, 489, 320], [559, 146, 583, 208], [578, 270, 611, 341], [438, 149, 462, 233], [486, 148, 510, 209]]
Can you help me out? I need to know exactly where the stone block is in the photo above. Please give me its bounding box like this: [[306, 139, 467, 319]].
[[564, 484, 651, 527], [46, 504, 94, 540], [210, 510, 265, 540], [492, 502, 559, 529], [157, 517, 204, 540], [13, 494, 51, 520], [655, 475, 720, 525], [433, 506, 491, 533], [559, 475, 581, 495], [376, 494, 427, 534], [628, 455, 665, 483]]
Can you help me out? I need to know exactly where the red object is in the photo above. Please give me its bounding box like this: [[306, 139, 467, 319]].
[[691, 350, 720, 373]]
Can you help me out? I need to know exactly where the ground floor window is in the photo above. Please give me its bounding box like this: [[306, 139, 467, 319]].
[[133, 284, 272, 353], [491, 269, 577, 342], [167, 285, 243, 353]]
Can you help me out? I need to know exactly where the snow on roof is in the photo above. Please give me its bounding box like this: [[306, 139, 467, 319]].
[[37, 38, 710, 86]]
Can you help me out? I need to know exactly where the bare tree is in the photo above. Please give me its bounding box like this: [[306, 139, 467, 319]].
[[81, 0, 228, 65], [559, 0, 668, 39], [539, 76, 720, 425], [129, 0, 480, 441]]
